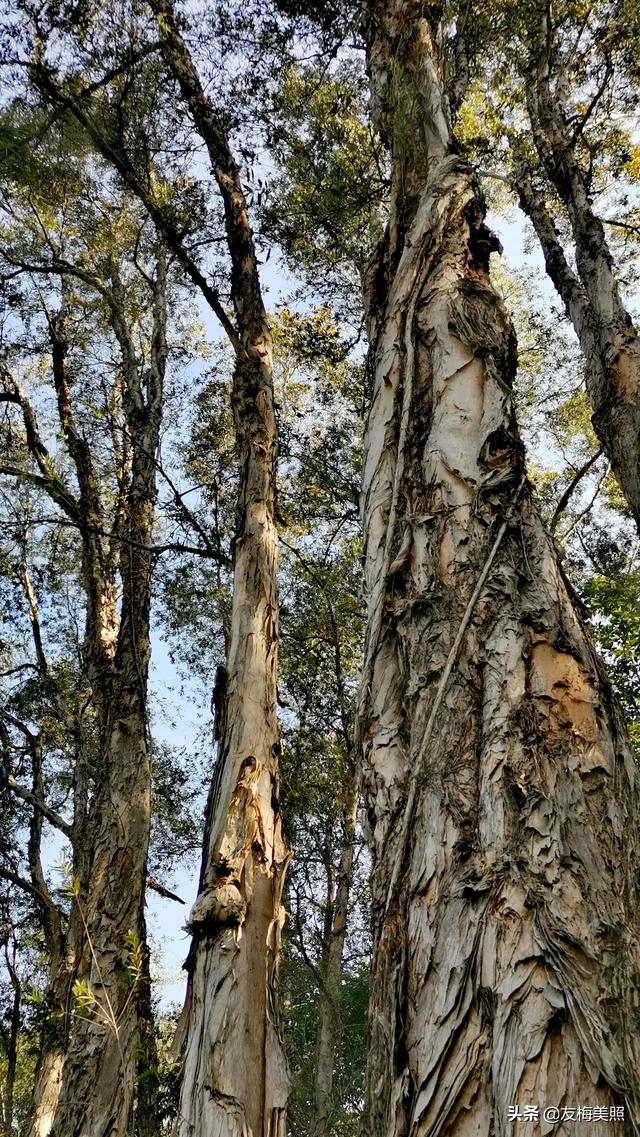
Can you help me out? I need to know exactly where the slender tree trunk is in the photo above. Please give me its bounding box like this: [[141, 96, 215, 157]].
[[175, 342, 289, 1137], [135, 915, 161, 1137], [510, 17, 640, 531], [1, 947, 20, 1137], [138, 6, 290, 1133], [312, 786, 358, 1137], [358, 4, 640, 1135]]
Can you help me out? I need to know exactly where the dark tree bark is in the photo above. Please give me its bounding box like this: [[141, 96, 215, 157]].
[[311, 783, 358, 1137], [0, 938, 21, 1137], [17, 253, 168, 1137]]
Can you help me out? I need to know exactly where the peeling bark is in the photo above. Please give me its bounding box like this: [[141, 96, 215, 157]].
[[358, 4, 640, 1135], [173, 271, 289, 1137]]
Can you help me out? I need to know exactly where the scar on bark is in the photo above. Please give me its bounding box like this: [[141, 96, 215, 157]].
[[611, 345, 639, 402], [211, 663, 227, 740], [529, 643, 603, 748]]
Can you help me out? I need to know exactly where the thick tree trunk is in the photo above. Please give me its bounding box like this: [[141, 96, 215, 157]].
[[511, 22, 640, 532], [312, 786, 358, 1137], [358, 4, 640, 1135]]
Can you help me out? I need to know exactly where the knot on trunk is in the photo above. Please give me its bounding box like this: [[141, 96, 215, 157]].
[[185, 882, 246, 936]]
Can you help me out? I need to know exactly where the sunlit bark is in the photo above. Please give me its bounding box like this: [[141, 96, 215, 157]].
[[146, 4, 290, 1133], [358, 3, 640, 1134]]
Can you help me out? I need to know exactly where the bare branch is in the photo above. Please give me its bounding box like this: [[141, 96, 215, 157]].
[[549, 448, 604, 534], [6, 776, 72, 840], [146, 876, 185, 904]]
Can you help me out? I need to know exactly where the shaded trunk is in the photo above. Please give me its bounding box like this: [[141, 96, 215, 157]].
[[26, 262, 166, 1137], [358, 4, 640, 1135], [1, 948, 20, 1137], [511, 20, 640, 531], [312, 786, 358, 1137], [134, 916, 160, 1137]]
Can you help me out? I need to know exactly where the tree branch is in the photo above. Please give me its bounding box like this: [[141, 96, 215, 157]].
[[6, 776, 72, 840], [29, 62, 242, 353], [549, 449, 603, 534]]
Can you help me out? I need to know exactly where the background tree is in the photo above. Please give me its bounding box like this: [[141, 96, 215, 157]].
[[0, 113, 204, 1134], [448, 0, 640, 532]]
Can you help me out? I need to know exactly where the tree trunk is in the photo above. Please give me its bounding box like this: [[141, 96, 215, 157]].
[[1, 945, 20, 1137], [30, 18, 291, 1129], [134, 915, 161, 1137], [358, 4, 640, 1135], [137, 6, 290, 1133], [312, 786, 358, 1137], [511, 16, 640, 532], [174, 339, 289, 1137]]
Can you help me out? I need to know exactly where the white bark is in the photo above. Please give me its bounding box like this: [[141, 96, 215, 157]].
[[147, 11, 290, 1133], [175, 339, 289, 1137], [358, 4, 640, 1134]]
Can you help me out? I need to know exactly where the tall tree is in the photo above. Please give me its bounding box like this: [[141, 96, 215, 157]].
[[0, 155, 169, 1133], [272, 309, 367, 1137], [4, 0, 293, 1128], [358, 2, 640, 1134], [145, 5, 290, 1133]]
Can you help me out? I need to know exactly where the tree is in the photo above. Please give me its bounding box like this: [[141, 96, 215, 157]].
[[0, 140, 170, 1133], [2, 0, 293, 1128], [450, 0, 640, 532], [357, 2, 640, 1133], [272, 309, 367, 1137], [159, 303, 370, 1137], [145, 6, 290, 1133], [511, 0, 640, 534]]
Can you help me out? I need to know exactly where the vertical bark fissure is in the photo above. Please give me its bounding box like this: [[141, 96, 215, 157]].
[[359, 4, 640, 1135]]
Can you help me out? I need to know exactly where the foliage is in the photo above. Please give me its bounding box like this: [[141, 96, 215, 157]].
[[283, 958, 368, 1137]]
